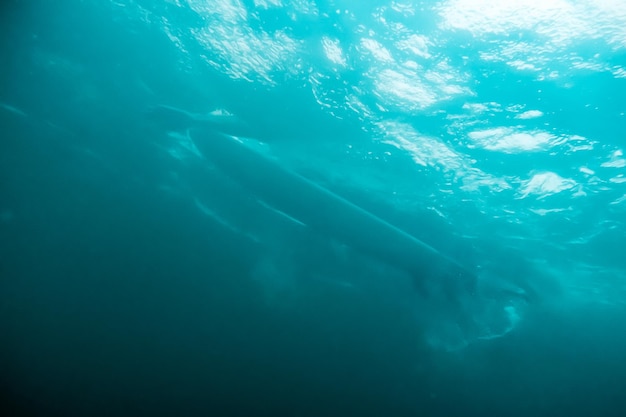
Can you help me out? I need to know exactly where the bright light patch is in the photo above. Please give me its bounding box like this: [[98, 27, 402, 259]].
[[378, 121, 462, 171], [390, 1, 416, 16], [438, 0, 626, 77], [361, 38, 394, 62], [374, 69, 437, 111], [439, 0, 587, 40], [601, 150, 626, 168], [468, 128, 556, 153], [519, 172, 577, 199], [194, 25, 300, 83], [516, 110, 544, 119], [254, 0, 281, 9], [530, 207, 570, 216], [321, 37, 346, 66], [462, 102, 499, 114], [396, 34, 432, 59], [189, 0, 301, 84], [189, 0, 248, 23], [611, 194, 626, 205], [459, 170, 511, 193], [609, 176, 626, 184]]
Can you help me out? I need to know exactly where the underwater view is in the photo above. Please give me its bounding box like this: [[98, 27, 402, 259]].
[[1, 0, 625, 416]]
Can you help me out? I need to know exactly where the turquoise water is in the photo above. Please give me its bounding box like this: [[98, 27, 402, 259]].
[[1, 0, 626, 416]]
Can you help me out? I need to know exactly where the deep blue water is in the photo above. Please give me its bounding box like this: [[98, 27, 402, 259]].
[[2, 0, 626, 416]]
